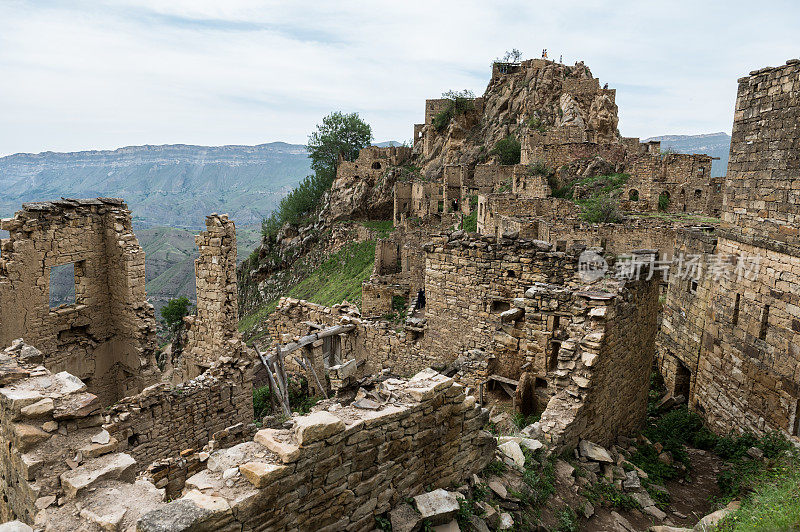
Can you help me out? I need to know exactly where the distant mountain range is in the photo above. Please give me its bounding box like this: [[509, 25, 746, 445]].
[[0, 142, 312, 228], [643, 132, 731, 177]]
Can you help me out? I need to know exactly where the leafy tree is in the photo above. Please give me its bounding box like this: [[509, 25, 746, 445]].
[[160, 296, 192, 331], [492, 135, 521, 165], [307, 111, 373, 183], [261, 112, 372, 240]]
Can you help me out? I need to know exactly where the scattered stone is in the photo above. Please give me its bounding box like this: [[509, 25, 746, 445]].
[[433, 521, 460, 532], [41, 421, 58, 433], [20, 398, 54, 418], [746, 447, 764, 460], [644, 505, 667, 521], [555, 460, 575, 485], [91, 430, 111, 445], [0, 521, 33, 532], [413, 489, 460, 524], [79, 507, 127, 531], [390, 502, 421, 532], [34, 496, 56, 510], [693, 508, 732, 531], [488, 480, 507, 499], [60, 453, 136, 498], [622, 470, 641, 490], [579, 439, 614, 462], [497, 441, 525, 468], [498, 512, 514, 530]]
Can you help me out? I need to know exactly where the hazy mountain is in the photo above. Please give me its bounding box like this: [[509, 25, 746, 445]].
[[643, 132, 731, 177], [0, 142, 311, 228]]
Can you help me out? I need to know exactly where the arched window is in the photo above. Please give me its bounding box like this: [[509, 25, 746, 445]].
[[694, 189, 702, 198], [372, 162, 382, 170], [629, 189, 639, 201]]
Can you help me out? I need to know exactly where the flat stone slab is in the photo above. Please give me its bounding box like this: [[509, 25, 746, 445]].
[[60, 453, 136, 498], [497, 441, 525, 468], [413, 489, 460, 523], [254, 429, 301, 463], [294, 411, 345, 445], [579, 439, 613, 463], [390, 502, 421, 532], [239, 462, 288, 488], [0, 521, 33, 532]]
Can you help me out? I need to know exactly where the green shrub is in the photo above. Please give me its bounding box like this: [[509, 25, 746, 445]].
[[580, 197, 621, 223], [461, 211, 478, 232], [582, 481, 640, 510], [529, 160, 551, 176], [658, 192, 670, 211], [554, 507, 579, 532], [492, 135, 521, 165], [483, 460, 508, 476], [253, 385, 273, 419], [160, 297, 192, 330], [433, 90, 475, 131]]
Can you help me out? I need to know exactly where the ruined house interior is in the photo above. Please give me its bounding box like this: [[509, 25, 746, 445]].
[[0, 57, 798, 531]]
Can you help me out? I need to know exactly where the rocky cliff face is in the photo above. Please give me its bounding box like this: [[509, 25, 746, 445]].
[[416, 60, 620, 179]]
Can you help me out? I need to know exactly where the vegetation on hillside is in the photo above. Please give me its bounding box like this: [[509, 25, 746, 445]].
[[492, 135, 521, 165], [261, 112, 372, 241], [239, 239, 376, 344], [551, 172, 628, 223]]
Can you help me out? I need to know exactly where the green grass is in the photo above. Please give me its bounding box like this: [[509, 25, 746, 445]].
[[716, 460, 800, 531], [462, 210, 477, 232], [286, 240, 375, 306], [581, 481, 641, 510], [360, 220, 395, 238], [238, 240, 376, 341]]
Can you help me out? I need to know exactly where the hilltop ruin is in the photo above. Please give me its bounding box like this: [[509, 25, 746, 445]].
[[0, 56, 798, 531]]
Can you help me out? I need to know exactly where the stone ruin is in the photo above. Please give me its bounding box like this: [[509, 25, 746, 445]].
[[658, 59, 800, 439], [0, 201, 496, 530], [0, 199, 159, 406]]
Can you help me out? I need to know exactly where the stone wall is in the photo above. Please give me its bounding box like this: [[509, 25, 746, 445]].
[[125, 371, 494, 532], [0, 343, 113, 523], [533, 272, 660, 450], [621, 153, 718, 216], [183, 214, 240, 376], [722, 59, 800, 246], [103, 355, 255, 468], [477, 194, 579, 236], [421, 233, 583, 360], [0, 199, 158, 406], [657, 60, 800, 440]]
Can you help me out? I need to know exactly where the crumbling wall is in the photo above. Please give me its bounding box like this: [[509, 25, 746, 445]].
[[0, 199, 158, 406], [131, 370, 495, 532], [267, 299, 441, 383], [477, 194, 579, 236], [0, 342, 115, 523], [530, 273, 659, 450], [621, 153, 717, 215], [421, 233, 582, 360], [103, 355, 254, 468], [183, 214, 240, 377]]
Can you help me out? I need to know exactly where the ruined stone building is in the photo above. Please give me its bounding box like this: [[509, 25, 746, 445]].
[[659, 59, 800, 439], [0, 199, 159, 406], [0, 201, 494, 530]]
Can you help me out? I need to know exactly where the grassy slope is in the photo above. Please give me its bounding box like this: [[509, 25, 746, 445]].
[[238, 239, 376, 343]]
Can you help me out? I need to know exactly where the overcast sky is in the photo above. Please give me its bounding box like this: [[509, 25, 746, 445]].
[[1, 0, 798, 156]]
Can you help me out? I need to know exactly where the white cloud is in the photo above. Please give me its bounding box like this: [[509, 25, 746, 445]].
[[0, 0, 798, 155]]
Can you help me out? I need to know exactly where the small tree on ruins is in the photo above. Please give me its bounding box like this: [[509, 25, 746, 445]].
[[433, 90, 476, 132], [262, 112, 372, 239]]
